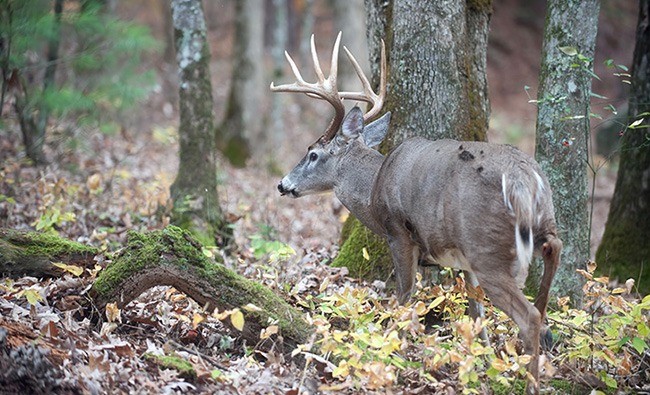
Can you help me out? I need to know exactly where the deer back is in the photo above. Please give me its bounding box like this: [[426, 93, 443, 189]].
[[371, 138, 557, 285]]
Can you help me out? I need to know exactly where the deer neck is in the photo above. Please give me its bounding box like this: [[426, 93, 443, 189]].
[[334, 141, 385, 235]]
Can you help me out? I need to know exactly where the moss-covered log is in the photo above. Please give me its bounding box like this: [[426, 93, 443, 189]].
[[89, 226, 311, 354], [0, 228, 98, 278]]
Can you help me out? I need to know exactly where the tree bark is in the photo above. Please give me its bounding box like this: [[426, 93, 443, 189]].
[[596, 0, 650, 293], [334, 0, 491, 282], [535, 0, 600, 302], [217, 0, 265, 167], [169, 0, 230, 247]]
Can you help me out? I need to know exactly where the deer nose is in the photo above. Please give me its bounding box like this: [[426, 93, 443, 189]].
[[277, 182, 286, 195]]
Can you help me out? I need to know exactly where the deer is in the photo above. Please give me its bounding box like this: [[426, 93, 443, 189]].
[[272, 32, 561, 395]]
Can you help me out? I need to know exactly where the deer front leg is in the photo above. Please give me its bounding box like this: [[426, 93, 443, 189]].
[[464, 270, 490, 345], [386, 228, 419, 305]]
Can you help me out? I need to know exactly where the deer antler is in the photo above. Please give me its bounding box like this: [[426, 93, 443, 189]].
[[270, 32, 387, 142], [340, 40, 387, 122], [270, 32, 345, 143]]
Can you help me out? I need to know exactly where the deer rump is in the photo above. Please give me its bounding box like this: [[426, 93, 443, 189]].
[[371, 137, 556, 291]]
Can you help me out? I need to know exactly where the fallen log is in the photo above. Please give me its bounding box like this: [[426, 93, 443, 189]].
[[88, 226, 312, 353], [0, 228, 98, 278]]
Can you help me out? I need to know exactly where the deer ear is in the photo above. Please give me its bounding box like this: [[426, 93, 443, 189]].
[[363, 111, 391, 148], [340, 106, 364, 140]]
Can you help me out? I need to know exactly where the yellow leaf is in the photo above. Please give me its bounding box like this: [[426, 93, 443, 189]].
[[428, 295, 446, 310], [630, 117, 645, 127], [413, 301, 428, 316], [559, 46, 578, 56], [362, 247, 370, 261], [86, 173, 101, 192], [22, 289, 43, 305], [242, 303, 263, 312], [52, 262, 84, 277], [319, 276, 330, 293], [332, 360, 350, 378], [505, 338, 518, 356], [231, 309, 245, 331], [105, 302, 121, 323], [332, 330, 348, 342], [260, 325, 279, 339], [202, 247, 213, 258], [586, 260, 597, 273], [192, 313, 204, 329], [491, 357, 510, 372]]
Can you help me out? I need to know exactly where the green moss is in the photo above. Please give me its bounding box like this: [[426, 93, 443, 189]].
[[339, 215, 356, 244], [144, 353, 196, 380], [547, 378, 602, 394], [92, 226, 310, 345], [3, 229, 97, 258], [467, 0, 492, 13], [92, 225, 212, 296], [596, 217, 650, 293], [490, 379, 526, 395], [333, 217, 392, 282]]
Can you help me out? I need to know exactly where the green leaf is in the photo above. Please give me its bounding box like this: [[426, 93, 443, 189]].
[[631, 337, 647, 354]]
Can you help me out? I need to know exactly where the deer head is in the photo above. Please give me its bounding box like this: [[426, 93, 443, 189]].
[[272, 32, 390, 200]]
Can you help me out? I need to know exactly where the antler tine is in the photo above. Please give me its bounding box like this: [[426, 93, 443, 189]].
[[270, 32, 346, 143], [339, 39, 387, 122]]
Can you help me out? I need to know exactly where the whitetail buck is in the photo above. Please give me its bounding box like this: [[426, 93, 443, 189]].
[[272, 32, 561, 395]]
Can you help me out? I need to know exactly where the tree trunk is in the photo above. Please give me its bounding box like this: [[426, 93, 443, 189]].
[[334, 0, 491, 283], [217, 0, 265, 167], [596, 0, 650, 293], [13, 0, 63, 166], [332, 0, 369, 107], [535, 0, 600, 303], [169, 0, 230, 247]]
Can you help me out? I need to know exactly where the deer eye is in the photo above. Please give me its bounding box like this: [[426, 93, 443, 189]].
[[309, 152, 318, 162]]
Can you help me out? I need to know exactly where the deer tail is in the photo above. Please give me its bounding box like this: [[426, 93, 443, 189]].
[[502, 173, 538, 287]]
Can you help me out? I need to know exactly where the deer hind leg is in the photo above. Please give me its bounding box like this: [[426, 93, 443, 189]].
[[386, 227, 419, 305], [534, 236, 562, 319], [473, 270, 541, 395], [534, 235, 562, 351]]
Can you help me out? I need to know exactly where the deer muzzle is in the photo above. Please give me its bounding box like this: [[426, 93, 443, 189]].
[[277, 181, 298, 198]]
